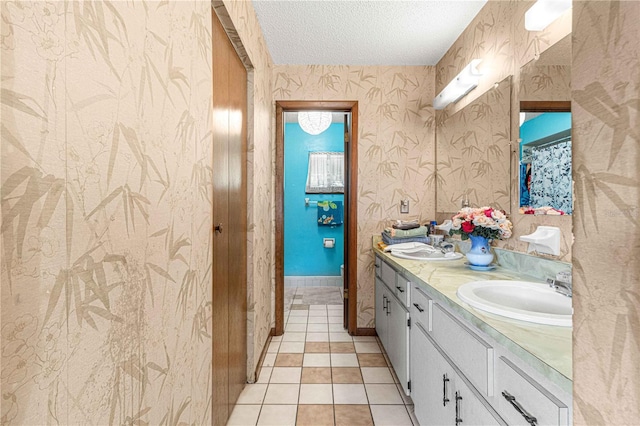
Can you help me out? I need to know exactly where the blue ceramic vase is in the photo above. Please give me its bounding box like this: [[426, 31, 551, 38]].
[[466, 235, 494, 266]]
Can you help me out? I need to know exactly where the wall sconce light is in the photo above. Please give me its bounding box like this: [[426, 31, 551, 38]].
[[433, 59, 482, 110], [525, 0, 572, 31], [298, 111, 332, 135]]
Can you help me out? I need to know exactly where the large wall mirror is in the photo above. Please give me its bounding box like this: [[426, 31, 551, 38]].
[[436, 76, 512, 214], [519, 34, 571, 215]]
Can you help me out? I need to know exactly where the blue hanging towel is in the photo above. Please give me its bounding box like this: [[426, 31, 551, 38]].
[[317, 200, 343, 226]]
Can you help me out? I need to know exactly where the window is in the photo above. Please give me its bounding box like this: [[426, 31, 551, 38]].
[[305, 152, 344, 194]]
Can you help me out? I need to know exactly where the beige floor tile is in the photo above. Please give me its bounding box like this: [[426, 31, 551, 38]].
[[299, 383, 333, 404], [227, 404, 261, 425], [258, 405, 297, 426], [305, 342, 330, 353], [331, 367, 363, 384], [275, 353, 303, 367], [330, 342, 355, 353], [307, 323, 329, 332], [329, 332, 352, 342], [296, 404, 334, 426], [290, 304, 309, 311], [334, 405, 373, 426], [352, 336, 377, 342], [364, 384, 404, 404], [303, 353, 331, 367], [236, 384, 268, 404], [354, 342, 382, 353], [360, 367, 394, 384], [263, 353, 277, 367], [301, 367, 332, 384], [283, 332, 307, 342], [369, 405, 413, 425], [306, 332, 330, 342], [333, 383, 368, 404], [286, 323, 307, 332], [256, 366, 272, 383], [279, 341, 305, 353], [357, 353, 387, 367], [330, 353, 359, 367], [270, 367, 302, 384], [263, 383, 300, 404]]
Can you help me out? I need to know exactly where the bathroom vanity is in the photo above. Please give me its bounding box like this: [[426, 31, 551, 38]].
[[374, 245, 572, 426]]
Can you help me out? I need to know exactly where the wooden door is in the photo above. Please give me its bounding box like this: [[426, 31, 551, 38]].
[[212, 10, 247, 426]]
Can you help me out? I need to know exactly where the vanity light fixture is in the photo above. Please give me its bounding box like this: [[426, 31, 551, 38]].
[[298, 111, 332, 135], [525, 0, 572, 31], [433, 59, 482, 110]]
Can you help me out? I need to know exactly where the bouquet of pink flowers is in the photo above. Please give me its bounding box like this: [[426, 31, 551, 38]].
[[449, 206, 513, 240]]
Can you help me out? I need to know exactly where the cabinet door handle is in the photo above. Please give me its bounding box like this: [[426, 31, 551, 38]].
[[396, 285, 405, 293], [455, 391, 463, 425], [413, 303, 424, 312], [442, 374, 450, 406], [383, 295, 387, 312], [386, 297, 390, 315], [502, 391, 537, 426], [214, 223, 223, 233]]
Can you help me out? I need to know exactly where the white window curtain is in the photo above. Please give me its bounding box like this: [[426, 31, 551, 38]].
[[306, 152, 344, 193]]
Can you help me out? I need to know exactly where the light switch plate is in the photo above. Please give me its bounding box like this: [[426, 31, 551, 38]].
[[400, 199, 410, 214]]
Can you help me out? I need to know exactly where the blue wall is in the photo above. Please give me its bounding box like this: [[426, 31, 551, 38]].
[[520, 112, 571, 156], [284, 123, 344, 276]]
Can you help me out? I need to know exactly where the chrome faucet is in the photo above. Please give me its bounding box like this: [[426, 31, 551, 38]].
[[547, 278, 572, 298]]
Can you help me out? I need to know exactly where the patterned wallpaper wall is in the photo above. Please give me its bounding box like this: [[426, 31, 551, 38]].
[[272, 65, 436, 328], [572, 1, 640, 423], [434, 1, 573, 261], [2, 1, 214, 424]]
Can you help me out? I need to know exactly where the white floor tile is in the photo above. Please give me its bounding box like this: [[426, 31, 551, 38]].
[[306, 332, 330, 342], [308, 316, 328, 324], [328, 316, 343, 324], [308, 310, 328, 317], [303, 353, 331, 367], [370, 405, 413, 425], [287, 316, 308, 324], [329, 323, 347, 332], [361, 367, 395, 383], [236, 384, 268, 404], [262, 353, 277, 367], [263, 383, 300, 404], [256, 367, 272, 383], [330, 353, 359, 367], [354, 341, 382, 353], [299, 383, 333, 404], [329, 332, 352, 342], [271, 335, 283, 342], [289, 310, 309, 317], [285, 323, 307, 332], [352, 336, 377, 342], [227, 404, 261, 425], [269, 367, 302, 384], [278, 341, 305, 353], [282, 332, 306, 342], [267, 341, 281, 353], [365, 384, 404, 404], [309, 305, 327, 310], [306, 323, 328, 332], [327, 305, 343, 311], [257, 405, 297, 426], [333, 383, 368, 404]]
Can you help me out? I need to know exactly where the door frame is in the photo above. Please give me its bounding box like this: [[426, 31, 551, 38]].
[[275, 101, 358, 335]]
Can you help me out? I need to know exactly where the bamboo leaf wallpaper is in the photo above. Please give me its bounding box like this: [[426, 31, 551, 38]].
[[1, 1, 216, 423]]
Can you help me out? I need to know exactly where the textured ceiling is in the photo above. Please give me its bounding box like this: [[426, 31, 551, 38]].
[[252, 0, 488, 65]]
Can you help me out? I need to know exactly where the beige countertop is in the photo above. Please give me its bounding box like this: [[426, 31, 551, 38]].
[[373, 244, 572, 393]]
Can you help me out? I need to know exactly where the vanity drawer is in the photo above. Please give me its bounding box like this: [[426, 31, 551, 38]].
[[410, 285, 431, 330], [379, 258, 396, 288], [432, 303, 494, 397], [395, 273, 411, 308], [375, 256, 382, 279], [495, 356, 569, 426]]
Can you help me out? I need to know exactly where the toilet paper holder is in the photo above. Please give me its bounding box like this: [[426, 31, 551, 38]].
[[323, 238, 335, 248]]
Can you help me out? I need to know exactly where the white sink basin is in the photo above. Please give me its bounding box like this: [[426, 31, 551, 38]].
[[391, 251, 463, 261], [457, 280, 572, 327]]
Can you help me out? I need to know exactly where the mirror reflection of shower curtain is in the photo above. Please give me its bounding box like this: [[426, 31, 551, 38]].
[[530, 141, 572, 213]]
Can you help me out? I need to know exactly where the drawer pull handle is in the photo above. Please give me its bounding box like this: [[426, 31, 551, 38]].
[[455, 391, 463, 425], [375, 264, 380, 268], [383, 296, 387, 312], [502, 391, 537, 426], [442, 374, 450, 406], [396, 286, 405, 293], [413, 303, 424, 312]]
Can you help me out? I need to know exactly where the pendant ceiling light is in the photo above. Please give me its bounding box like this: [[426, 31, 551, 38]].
[[298, 111, 332, 135]]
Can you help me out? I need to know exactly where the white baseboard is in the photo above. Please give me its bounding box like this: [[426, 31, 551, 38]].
[[285, 276, 343, 287]]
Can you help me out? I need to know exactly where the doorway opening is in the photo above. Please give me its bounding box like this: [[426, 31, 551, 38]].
[[275, 101, 358, 335]]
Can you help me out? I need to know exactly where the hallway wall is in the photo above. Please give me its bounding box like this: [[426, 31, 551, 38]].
[[1, 1, 214, 423]]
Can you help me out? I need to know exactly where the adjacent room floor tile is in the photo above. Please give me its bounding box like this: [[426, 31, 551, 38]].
[[330, 353, 359, 367], [289, 310, 309, 317], [308, 316, 328, 324], [352, 336, 377, 342], [354, 342, 382, 353], [275, 353, 303, 367], [286, 323, 307, 332], [333, 383, 368, 404], [271, 335, 283, 342], [361, 367, 394, 383], [304, 342, 330, 353], [329, 323, 347, 332], [334, 405, 374, 426], [263, 383, 300, 404], [303, 353, 331, 367], [328, 316, 343, 324], [263, 353, 277, 367], [296, 404, 334, 426], [369, 405, 413, 425], [330, 342, 355, 353], [227, 404, 261, 426], [256, 367, 272, 383], [257, 405, 297, 426], [288, 317, 308, 324], [290, 304, 309, 310], [236, 384, 268, 404], [267, 341, 281, 353], [308, 310, 328, 317], [283, 332, 307, 342], [309, 305, 327, 310], [329, 332, 352, 342], [331, 367, 363, 384], [306, 332, 329, 342], [298, 384, 333, 404], [306, 323, 328, 332], [269, 367, 302, 384], [279, 341, 305, 353], [357, 353, 387, 367], [364, 384, 404, 404], [301, 367, 332, 384]]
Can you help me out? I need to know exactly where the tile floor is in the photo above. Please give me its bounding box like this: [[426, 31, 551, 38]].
[[228, 287, 417, 426]]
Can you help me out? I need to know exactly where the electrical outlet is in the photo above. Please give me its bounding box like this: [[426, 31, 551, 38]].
[[400, 199, 410, 214]]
